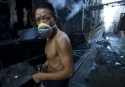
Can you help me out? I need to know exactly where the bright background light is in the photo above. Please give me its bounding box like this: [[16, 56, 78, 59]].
[[102, 0, 120, 32]]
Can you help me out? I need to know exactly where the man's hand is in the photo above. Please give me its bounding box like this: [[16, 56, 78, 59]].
[[32, 72, 43, 83]]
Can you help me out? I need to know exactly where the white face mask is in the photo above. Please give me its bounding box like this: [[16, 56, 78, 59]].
[[37, 23, 55, 39]]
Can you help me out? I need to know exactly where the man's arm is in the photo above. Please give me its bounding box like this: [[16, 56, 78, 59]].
[[33, 35, 74, 83], [56, 35, 74, 79]]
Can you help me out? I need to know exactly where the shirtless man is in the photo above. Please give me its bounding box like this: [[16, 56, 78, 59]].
[[32, 2, 74, 87]]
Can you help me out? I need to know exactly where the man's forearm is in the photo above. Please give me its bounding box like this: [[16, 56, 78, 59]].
[[39, 70, 73, 80]]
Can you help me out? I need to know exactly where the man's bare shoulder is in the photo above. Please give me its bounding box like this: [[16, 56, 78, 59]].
[[55, 30, 70, 44], [55, 30, 72, 51]]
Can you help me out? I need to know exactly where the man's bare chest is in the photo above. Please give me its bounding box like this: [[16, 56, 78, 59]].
[[45, 40, 57, 58]]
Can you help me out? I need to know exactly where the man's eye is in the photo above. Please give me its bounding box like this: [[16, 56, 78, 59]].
[[36, 18, 40, 22], [44, 17, 50, 21]]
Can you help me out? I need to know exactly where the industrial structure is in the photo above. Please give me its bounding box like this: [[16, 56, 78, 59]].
[[0, 0, 125, 87]]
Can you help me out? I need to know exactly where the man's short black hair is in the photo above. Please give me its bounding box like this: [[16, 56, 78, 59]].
[[36, 2, 57, 17]]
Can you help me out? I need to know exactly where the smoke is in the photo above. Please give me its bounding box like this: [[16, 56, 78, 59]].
[[48, 0, 85, 20], [48, 0, 66, 9], [66, 0, 85, 20]]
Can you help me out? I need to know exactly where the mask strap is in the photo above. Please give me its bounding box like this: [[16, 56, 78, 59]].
[[51, 24, 56, 29]]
